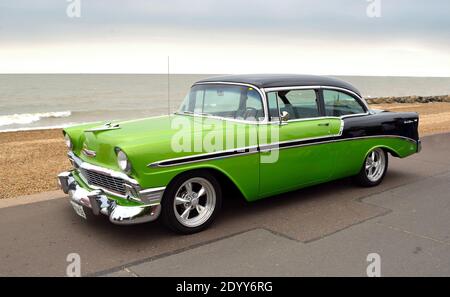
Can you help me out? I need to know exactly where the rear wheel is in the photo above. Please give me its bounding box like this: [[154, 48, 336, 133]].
[[161, 171, 222, 234], [354, 148, 388, 187]]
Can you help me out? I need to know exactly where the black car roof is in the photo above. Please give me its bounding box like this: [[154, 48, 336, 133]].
[[196, 74, 361, 97]]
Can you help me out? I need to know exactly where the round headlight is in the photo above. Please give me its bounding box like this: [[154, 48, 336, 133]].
[[64, 134, 72, 150], [116, 149, 131, 173]]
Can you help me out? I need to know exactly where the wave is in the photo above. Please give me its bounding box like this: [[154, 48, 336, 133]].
[[0, 111, 72, 127]]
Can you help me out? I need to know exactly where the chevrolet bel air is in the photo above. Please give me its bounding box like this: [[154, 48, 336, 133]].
[[58, 74, 421, 234]]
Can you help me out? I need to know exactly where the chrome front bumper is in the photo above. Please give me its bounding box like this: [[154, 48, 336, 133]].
[[58, 171, 162, 225]]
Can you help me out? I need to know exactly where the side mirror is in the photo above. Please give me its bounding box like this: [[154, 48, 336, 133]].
[[280, 111, 290, 122]]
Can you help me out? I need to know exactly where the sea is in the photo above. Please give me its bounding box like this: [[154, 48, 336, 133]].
[[1, 74, 450, 132]]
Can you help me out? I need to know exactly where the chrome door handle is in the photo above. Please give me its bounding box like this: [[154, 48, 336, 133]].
[[318, 123, 330, 126]]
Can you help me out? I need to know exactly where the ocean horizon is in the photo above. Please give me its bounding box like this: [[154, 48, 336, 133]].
[[1, 74, 450, 132]]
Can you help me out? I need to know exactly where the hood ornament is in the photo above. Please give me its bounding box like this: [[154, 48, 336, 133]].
[[85, 122, 121, 132]]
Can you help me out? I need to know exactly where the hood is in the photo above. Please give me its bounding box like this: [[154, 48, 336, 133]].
[[66, 114, 251, 178], [78, 115, 181, 169], [84, 115, 177, 145]]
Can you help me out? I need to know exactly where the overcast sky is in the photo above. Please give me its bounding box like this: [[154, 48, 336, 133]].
[[0, 0, 449, 76]]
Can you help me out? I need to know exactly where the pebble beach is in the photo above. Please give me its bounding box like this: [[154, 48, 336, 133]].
[[1, 102, 450, 199]]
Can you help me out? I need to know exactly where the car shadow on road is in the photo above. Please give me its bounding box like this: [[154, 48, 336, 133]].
[[76, 176, 357, 238], [71, 165, 420, 249]]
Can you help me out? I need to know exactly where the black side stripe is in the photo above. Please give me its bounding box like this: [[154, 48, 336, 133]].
[[149, 135, 417, 168], [150, 147, 258, 168], [260, 135, 338, 151]]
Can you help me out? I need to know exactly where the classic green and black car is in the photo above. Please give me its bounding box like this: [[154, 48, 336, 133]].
[[58, 74, 420, 233]]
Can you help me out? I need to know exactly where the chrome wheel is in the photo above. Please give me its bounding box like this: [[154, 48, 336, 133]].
[[173, 177, 216, 228], [365, 148, 386, 182]]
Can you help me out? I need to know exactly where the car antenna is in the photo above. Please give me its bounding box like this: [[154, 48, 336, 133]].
[[167, 55, 170, 115]]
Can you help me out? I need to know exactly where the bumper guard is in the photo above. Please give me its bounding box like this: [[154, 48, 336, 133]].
[[58, 171, 162, 225]]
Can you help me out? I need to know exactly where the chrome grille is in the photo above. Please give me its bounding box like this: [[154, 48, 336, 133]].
[[79, 168, 127, 196]]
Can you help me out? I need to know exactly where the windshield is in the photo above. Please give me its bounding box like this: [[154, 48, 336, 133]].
[[178, 84, 264, 121]]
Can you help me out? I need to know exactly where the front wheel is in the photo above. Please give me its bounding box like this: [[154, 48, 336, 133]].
[[354, 148, 388, 187], [161, 171, 222, 234]]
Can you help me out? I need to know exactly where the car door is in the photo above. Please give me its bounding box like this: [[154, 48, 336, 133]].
[[321, 88, 369, 177], [258, 88, 342, 197]]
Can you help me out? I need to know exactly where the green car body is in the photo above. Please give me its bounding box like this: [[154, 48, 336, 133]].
[[58, 74, 420, 233], [64, 115, 417, 204]]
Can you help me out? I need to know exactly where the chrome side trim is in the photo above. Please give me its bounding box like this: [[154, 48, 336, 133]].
[[263, 85, 322, 92], [269, 112, 369, 124], [338, 118, 345, 136], [340, 112, 370, 119], [282, 115, 339, 123], [174, 112, 266, 125], [148, 135, 417, 167], [260, 135, 418, 152], [259, 127, 344, 152], [117, 115, 167, 125], [149, 145, 259, 168]]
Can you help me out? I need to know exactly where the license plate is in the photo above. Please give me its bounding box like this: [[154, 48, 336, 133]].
[[70, 201, 87, 219]]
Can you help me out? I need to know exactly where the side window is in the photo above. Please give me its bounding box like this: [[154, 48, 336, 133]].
[[267, 89, 319, 121], [284, 90, 319, 119], [245, 89, 264, 121], [323, 90, 365, 116]]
